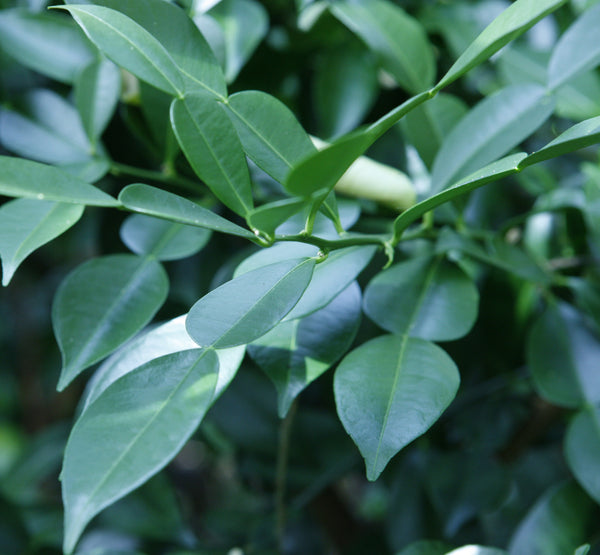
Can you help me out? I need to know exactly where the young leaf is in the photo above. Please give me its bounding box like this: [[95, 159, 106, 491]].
[[0, 156, 119, 207], [0, 9, 94, 83], [186, 258, 316, 348], [430, 84, 554, 193], [224, 90, 316, 184], [363, 255, 479, 341], [81, 315, 244, 412], [527, 302, 600, 408], [330, 0, 435, 94], [61, 348, 219, 555], [565, 406, 600, 505], [548, 3, 600, 91], [435, 0, 569, 91], [519, 116, 600, 169], [75, 58, 121, 144], [53, 254, 169, 391], [118, 184, 255, 239], [248, 282, 361, 417], [58, 5, 185, 96], [0, 199, 84, 287], [170, 93, 253, 216], [120, 213, 211, 261], [247, 198, 308, 237], [334, 334, 460, 480]]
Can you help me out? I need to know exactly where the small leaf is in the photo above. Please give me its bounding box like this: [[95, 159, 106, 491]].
[[118, 184, 255, 239], [247, 198, 308, 237], [186, 258, 315, 349], [364, 255, 479, 341], [58, 5, 184, 96], [75, 58, 121, 143], [396, 541, 452, 555], [0, 156, 119, 207], [519, 116, 600, 169], [0, 9, 94, 83], [565, 406, 600, 505], [435, 0, 568, 91], [0, 199, 84, 287], [248, 282, 361, 416], [224, 90, 316, 184], [120, 213, 211, 261], [170, 93, 253, 216], [430, 84, 554, 193], [53, 254, 169, 390], [61, 348, 218, 554], [334, 334, 459, 480], [548, 3, 600, 91], [330, 0, 435, 93], [527, 302, 600, 408]]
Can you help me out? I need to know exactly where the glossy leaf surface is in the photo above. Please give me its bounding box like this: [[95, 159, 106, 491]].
[[363, 255, 479, 341], [186, 258, 315, 348], [0, 199, 84, 286], [62, 348, 218, 554], [53, 254, 169, 390], [247, 198, 308, 236], [335, 335, 459, 480], [171, 93, 253, 216]]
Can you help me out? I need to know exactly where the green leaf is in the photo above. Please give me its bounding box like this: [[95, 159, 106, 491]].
[[0, 156, 119, 207], [61, 348, 218, 554], [170, 93, 253, 216], [574, 546, 591, 555], [430, 84, 554, 193], [334, 334, 460, 480], [209, 0, 268, 83], [118, 184, 255, 239], [446, 547, 508, 555], [548, 3, 600, 91], [435, 0, 568, 91], [53, 254, 169, 391], [0, 9, 94, 83], [0, 89, 92, 165], [508, 482, 593, 555], [58, 5, 185, 96], [396, 540, 452, 555], [120, 213, 211, 261], [81, 315, 244, 412], [330, 0, 435, 94], [248, 282, 361, 417], [363, 255, 479, 341], [527, 302, 600, 408], [0, 199, 84, 287], [519, 116, 600, 169], [247, 198, 308, 237], [565, 406, 600, 505], [186, 258, 316, 349], [75, 58, 121, 143], [224, 90, 316, 184]]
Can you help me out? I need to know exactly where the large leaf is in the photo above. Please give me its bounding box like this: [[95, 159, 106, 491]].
[[58, 5, 185, 96], [186, 258, 316, 349], [0, 199, 84, 286], [120, 214, 211, 261], [334, 334, 460, 480], [565, 406, 600, 505], [508, 482, 593, 555], [435, 0, 568, 91], [118, 184, 255, 239], [81, 316, 244, 412], [248, 281, 361, 417], [527, 302, 600, 408], [224, 90, 316, 184], [430, 84, 554, 193], [548, 2, 600, 91], [330, 0, 435, 94], [0, 156, 119, 207], [170, 93, 253, 216], [53, 254, 169, 390], [61, 348, 218, 554], [0, 9, 94, 83], [363, 255, 479, 341]]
